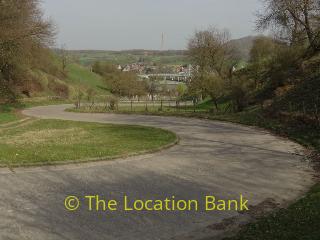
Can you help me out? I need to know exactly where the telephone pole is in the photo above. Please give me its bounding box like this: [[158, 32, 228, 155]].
[[161, 33, 165, 50]]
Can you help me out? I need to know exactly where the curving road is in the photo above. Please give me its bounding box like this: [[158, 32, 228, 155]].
[[0, 105, 315, 240]]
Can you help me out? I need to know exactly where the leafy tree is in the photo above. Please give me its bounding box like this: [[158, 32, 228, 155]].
[[188, 27, 232, 76], [188, 27, 232, 110], [249, 36, 282, 88], [92, 61, 147, 98], [176, 83, 187, 99], [203, 74, 226, 111]]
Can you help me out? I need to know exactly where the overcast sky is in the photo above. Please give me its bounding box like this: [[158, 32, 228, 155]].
[[41, 0, 263, 50]]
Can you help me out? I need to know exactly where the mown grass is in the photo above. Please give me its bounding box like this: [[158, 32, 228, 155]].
[[0, 119, 176, 167]]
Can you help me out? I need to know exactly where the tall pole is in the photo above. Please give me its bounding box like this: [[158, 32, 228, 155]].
[[161, 33, 165, 50]]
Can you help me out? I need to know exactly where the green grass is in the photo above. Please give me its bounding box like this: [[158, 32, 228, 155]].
[[0, 103, 23, 124], [69, 50, 189, 66], [0, 119, 177, 167], [67, 99, 221, 115], [72, 100, 319, 152], [213, 108, 320, 240], [0, 112, 19, 124], [65, 63, 108, 94], [0, 99, 73, 126], [225, 183, 320, 240], [210, 107, 320, 152]]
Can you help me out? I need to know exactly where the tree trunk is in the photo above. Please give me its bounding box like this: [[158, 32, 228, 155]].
[[213, 99, 219, 112]]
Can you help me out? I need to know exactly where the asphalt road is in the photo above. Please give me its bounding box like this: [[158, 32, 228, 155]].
[[0, 105, 314, 240]]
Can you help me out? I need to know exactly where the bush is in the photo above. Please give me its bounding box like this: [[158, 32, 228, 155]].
[[48, 78, 69, 98]]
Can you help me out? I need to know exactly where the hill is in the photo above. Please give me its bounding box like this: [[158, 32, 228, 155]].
[[68, 37, 256, 67], [228, 36, 257, 61], [18, 57, 108, 100]]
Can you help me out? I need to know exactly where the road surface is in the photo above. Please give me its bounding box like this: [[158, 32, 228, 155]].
[[0, 105, 314, 240]]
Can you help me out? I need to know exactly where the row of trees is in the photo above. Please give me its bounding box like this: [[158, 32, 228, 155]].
[[92, 62, 187, 101], [187, 27, 247, 112], [92, 62, 147, 99], [0, 0, 55, 102]]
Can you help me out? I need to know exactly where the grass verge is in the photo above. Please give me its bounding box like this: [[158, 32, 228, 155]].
[[0, 103, 23, 124], [0, 119, 177, 167], [224, 183, 320, 240]]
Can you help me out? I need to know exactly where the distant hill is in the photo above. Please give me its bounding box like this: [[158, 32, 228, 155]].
[[228, 36, 257, 61], [66, 36, 257, 67], [68, 50, 189, 66]]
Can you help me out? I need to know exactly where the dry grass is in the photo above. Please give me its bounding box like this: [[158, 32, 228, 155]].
[[1, 128, 88, 146]]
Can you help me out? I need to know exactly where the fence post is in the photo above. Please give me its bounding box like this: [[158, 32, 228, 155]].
[[160, 100, 163, 112], [131, 100, 133, 112]]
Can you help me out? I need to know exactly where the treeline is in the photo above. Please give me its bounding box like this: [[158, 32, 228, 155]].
[[92, 62, 146, 98], [0, 0, 59, 102], [187, 0, 320, 124], [92, 62, 187, 101]]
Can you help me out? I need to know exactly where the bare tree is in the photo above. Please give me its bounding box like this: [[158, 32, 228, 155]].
[[188, 27, 232, 110], [0, 0, 55, 100], [59, 44, 68, 72], [257, 0, 320, 52], [188, 27, 232, 77]]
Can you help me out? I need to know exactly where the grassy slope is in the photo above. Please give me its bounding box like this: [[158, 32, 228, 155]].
[[225, 184, 320, 240], [0, 119, 176, 167], [28, 60, 108, 98], [64, 63, 108, 94]]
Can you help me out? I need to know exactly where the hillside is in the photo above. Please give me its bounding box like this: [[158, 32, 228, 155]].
[[20, 60, 108, 100], [228, 36, 257, 61], [68, 37, 256, 67], [64, 63, 107, 94]]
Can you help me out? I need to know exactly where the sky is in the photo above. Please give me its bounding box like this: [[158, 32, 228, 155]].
[[41, 0, 263, 50]]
